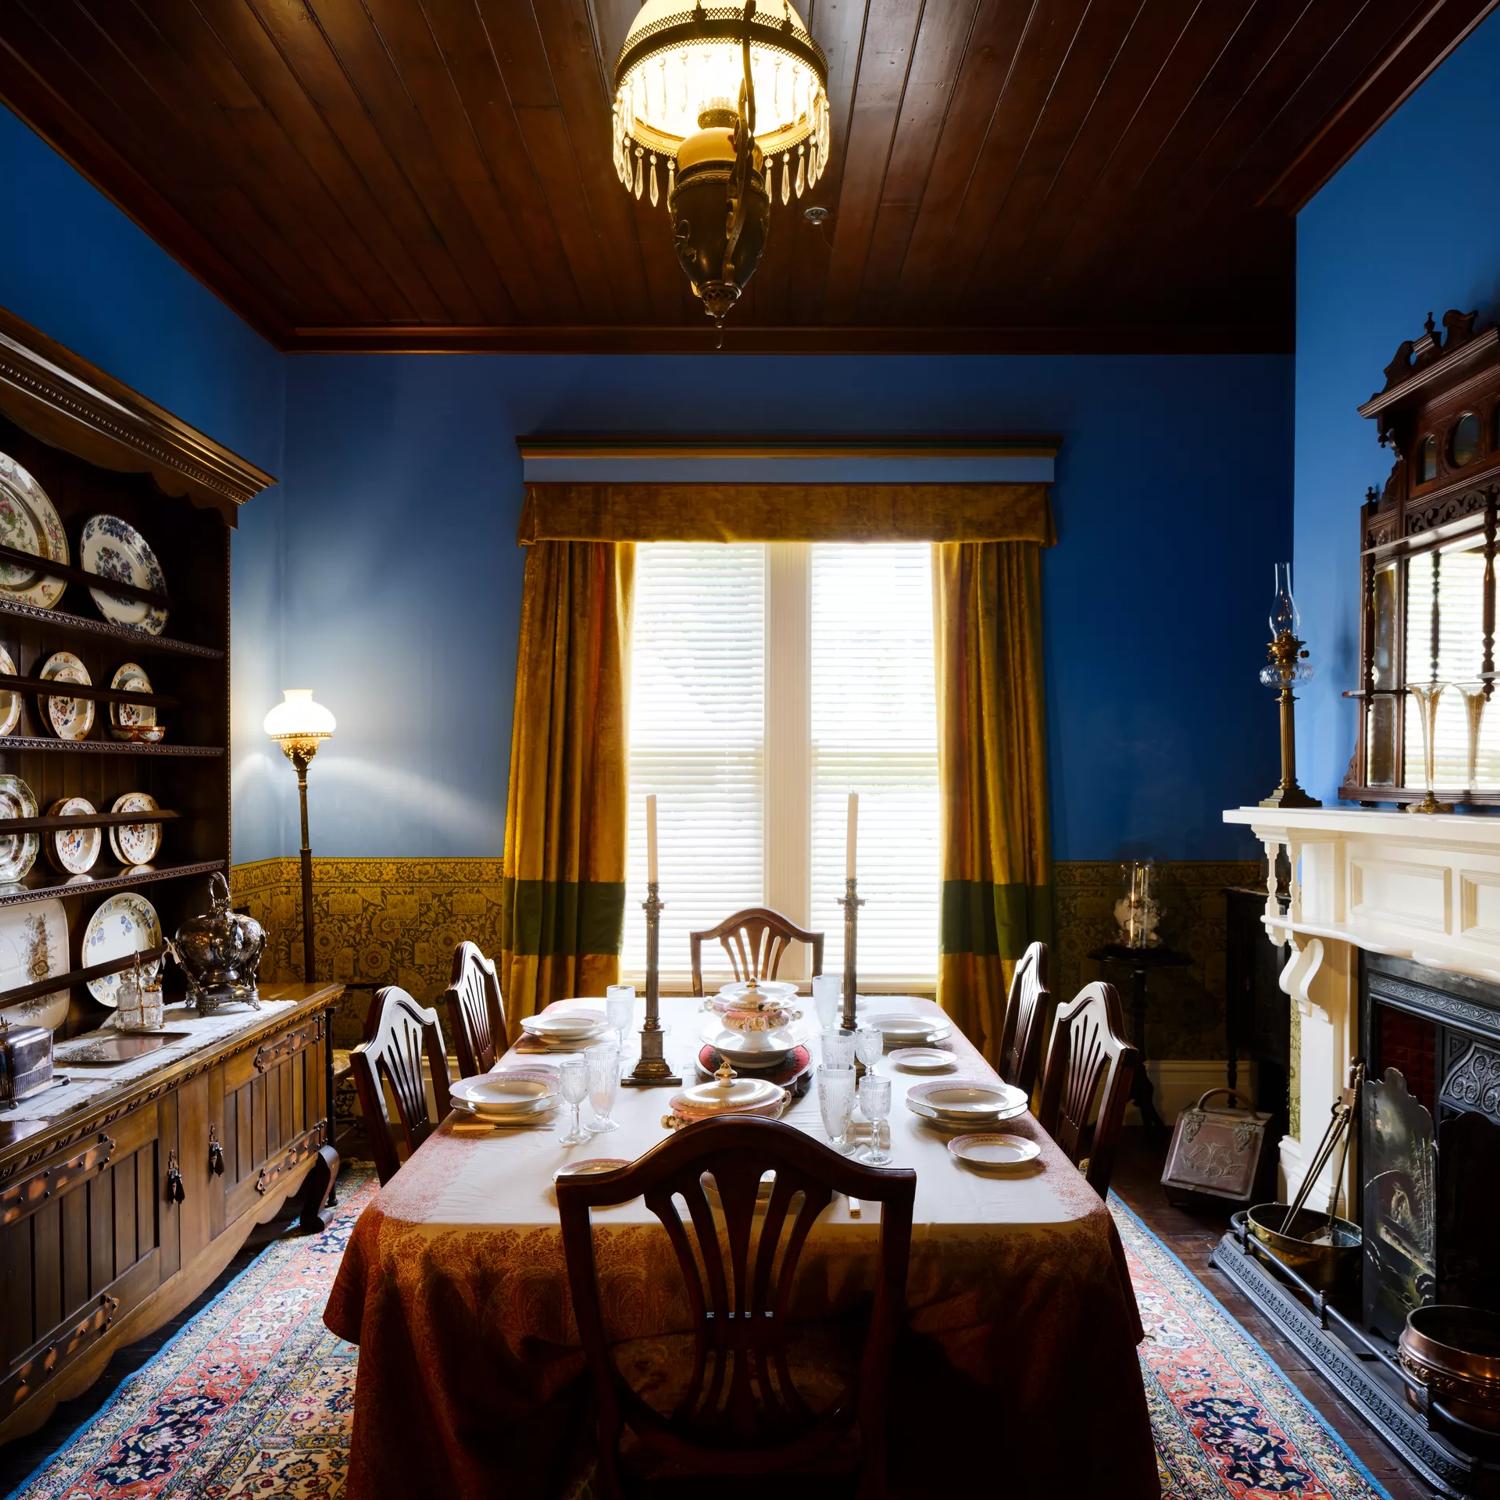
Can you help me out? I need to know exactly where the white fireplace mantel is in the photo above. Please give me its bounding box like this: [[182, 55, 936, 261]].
[[1223, 804, 1500, 1201]]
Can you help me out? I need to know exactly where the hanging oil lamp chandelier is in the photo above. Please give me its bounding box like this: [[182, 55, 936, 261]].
[[612, 1, 830, 339]]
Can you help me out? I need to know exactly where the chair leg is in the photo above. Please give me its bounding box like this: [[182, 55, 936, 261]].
[[857, 1430, 888, 1500]]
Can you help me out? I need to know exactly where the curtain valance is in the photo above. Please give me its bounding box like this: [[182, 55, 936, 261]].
[[518, 482, 1055, 547]]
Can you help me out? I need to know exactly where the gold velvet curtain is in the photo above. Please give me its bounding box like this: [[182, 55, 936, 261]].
[[935, 541, 1052, 1061], [500, 540, 633, 1022]]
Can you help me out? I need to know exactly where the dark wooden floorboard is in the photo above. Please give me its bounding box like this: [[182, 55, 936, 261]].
[[1113, 1127, 1431, 1499]]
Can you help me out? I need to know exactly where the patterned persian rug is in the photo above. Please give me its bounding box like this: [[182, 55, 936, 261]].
[[4, 1177, 1392, 1500]]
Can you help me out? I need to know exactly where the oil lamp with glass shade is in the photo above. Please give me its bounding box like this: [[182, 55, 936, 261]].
[[611, 1, 830, 339], [1258, 563, 1321, 809], [262, 690, 336, 981]]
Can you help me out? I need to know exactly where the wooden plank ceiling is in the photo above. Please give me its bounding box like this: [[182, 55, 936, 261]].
[[0, 0, 1492, 354]]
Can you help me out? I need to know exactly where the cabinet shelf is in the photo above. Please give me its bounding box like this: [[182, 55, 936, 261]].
[[0, 672, 177, 709], [0, 736, 223, 757], [0, 858, 225, 910], [0, 542, 168, 608], [1, 809, 180, 834], [0, 944, 167, 1009], [0, 594, 222, 660]]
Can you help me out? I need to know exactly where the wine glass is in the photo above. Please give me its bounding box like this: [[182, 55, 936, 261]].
[[557, 1056, 593, 1145], [812, 973, 842, 1032], [822, 1029, 855, 1070], [859, 1075, 892, 1165], [817, 1064, 856, 1152], [854, 1024, 883, 1077], [605, 984, 635, 1052], [585, 1041, 620, 1132]]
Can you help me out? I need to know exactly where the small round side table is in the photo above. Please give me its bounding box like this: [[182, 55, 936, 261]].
[[1087, 943, 1193, 1138]]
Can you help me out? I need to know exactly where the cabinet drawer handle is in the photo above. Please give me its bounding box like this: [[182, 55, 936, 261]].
[[208, 1124, 225, 1177], [164, 1148, 185, 1204]]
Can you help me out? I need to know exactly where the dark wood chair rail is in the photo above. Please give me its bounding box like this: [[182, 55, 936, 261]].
[[0, 542, 170, 607], [1036, 980, 1140, 1199], [557, 1115, 914, 1498], [689, 907, 825, 997], [0, 671, 177, 709], [996, 940, 1052, 1099], [442, 941, 508, 1079], [348, 987, 451, 1186]]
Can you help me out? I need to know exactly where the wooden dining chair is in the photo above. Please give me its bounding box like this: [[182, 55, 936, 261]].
[[442, 940, 508, 1078], [1036, 981, 1139, 1199], [557, 1116, 915, 1499], [348, 986, 452, 1185], [996, 941, 1051, 1098], [689, 907, 824, 996]]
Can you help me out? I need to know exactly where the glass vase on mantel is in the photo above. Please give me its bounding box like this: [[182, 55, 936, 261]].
[[1406, 682, 1453, 815], [1113, 860, 1162, 949], [1451, 680, 1488, 796]]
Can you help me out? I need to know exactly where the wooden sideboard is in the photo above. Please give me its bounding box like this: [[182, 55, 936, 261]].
[[0, 981, 341, 1444]]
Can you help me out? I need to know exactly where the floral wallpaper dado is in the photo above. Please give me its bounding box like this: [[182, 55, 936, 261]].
[[232, 856, 1260, 1063]]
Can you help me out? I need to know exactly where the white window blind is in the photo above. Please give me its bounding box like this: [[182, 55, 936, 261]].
[[623, 544, 766, 976], [625, 540, 939, 989], [809, 544, 940, 980]]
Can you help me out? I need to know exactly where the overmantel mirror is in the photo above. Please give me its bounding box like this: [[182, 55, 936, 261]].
[[1345, 309, 1500, 809]]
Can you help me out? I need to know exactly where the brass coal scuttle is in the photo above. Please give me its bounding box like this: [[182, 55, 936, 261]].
[[173, 871, 265, 1015]]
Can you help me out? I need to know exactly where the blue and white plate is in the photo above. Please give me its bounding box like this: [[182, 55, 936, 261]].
[[80, 515, 167, 635], [83, 890, 162, 1006]]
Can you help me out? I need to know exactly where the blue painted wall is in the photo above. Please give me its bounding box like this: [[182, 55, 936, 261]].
[[0, 107, 288, 862], [280, 352, 1292, 861], [1295, 10, 1500, 803]]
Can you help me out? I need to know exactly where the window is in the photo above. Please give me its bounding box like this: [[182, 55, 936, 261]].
[[624, 541, 939, 989]]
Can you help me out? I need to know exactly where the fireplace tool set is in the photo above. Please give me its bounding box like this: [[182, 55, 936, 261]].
[[1246, 1061, 1365, 1294]]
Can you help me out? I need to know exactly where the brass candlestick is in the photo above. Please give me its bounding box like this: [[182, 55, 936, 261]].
[[624, 882, 678, 1087], [1259, 627, 1321, 809], [838, 878, 864, 1031]]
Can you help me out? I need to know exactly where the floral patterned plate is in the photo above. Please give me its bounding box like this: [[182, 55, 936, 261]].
[[46, 795, 101, 875], [83, 891, 162, 1006], [109, 662, 156, 730], [0, 645, 20, 736], [0, 452, 68, 608], [80, 515, 167, 635], [0, 774, 40, 884], [108, 791, 161, 867], [38, 650, 95, 740], [0, 897, 69, 1032]]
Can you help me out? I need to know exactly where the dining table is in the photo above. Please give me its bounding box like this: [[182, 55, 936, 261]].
[[324, 995, 1160, 1499]]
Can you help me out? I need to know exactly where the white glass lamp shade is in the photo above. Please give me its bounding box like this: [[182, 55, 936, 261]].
[[263, 689, 336, 745]]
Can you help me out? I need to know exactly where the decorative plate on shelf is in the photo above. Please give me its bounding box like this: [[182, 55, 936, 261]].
[[80, 515, 167, 635], [0, 452, 68, 609], [83, 891, 162, 1006], [0, 773, 40, 883], [109, 662, 156, 730], [46, 795, 101, 875], [0, 896, 69, 1032], [0, 645, 19, 736], [38, 650, 95, 740], [108, 791, 161, 866]]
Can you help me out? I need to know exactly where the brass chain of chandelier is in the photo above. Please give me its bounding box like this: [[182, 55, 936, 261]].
[[611, 1, 831, 334]]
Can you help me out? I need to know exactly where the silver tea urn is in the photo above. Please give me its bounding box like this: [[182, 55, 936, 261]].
[[174, 871, 265, 1014]]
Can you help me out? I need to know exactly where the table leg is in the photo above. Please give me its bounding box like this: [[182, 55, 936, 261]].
[[1128, 966, 1170, 1137]]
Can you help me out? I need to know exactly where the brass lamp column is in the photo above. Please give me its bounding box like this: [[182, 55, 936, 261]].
[[1259, 564, 1321, 810], [263, 690, 336, 981]]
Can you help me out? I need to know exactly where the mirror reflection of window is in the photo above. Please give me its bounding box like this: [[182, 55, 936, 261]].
[[1417, 435, 1438, 483], [1450, 411, 1481, 468], [1367, 562, 1399, 785]]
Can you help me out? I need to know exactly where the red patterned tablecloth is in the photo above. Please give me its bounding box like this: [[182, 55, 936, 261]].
[[325, 997, 1159, 1499]]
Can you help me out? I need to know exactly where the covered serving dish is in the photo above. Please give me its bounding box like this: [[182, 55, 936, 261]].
[[703, 976, 801, 1034], [173, 871, 265, 1014], [663, 1060, 788, 1130]]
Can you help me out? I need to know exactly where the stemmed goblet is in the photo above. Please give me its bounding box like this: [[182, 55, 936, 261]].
[[854, 1024, 883, 1077], [605, 984, 635, 1054], [859, 1075, 892, 1165], [557, 1056, 593, 1146]]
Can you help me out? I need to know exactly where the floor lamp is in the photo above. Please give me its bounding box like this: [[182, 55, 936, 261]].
[[263, 689, 336, 983]]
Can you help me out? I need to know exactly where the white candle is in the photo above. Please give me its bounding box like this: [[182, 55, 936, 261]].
[[845, 791, 858, 881], [646, 794, 658, 885]]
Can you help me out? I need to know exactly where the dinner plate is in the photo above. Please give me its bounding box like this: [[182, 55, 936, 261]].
[[888, 1046, 956, 1073], [109, 662, 157, 730], [38, 651, 94, 740], [554, 1158, 629, 1181], [868, 1012, 953, 1047], [947, 1132, 1041, 1174], [108, 791, 161, 867], [0, 896, 68, 1031], [83, 891, 162, 1006], [46, 796, 101, 875], [80, 515, 168, 635], [909, 1098, 1029, 1132], [907, 1079, 1027, 1119], [0, 452, 67, 609], [0, 645, 19, 737], [521, 1009, 608, 1041], [0, 774, 40, 883], [450, 1073, 556, 1115]]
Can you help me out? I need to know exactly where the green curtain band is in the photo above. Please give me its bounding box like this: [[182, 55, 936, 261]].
[[500, 877, 626, 958], [940, 879, 1054, 957]]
